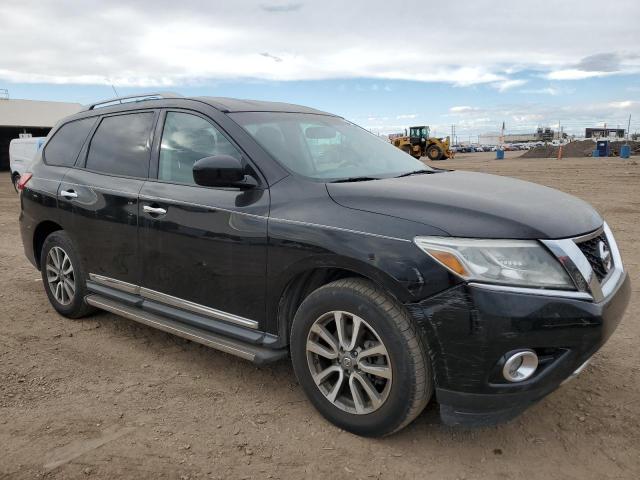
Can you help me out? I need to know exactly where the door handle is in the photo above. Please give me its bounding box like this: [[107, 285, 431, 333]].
[[60, 189, 78, 199], [143, 205, 167, 216]]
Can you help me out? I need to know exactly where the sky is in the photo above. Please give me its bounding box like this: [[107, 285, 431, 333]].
[[1, 0, 639, 139]]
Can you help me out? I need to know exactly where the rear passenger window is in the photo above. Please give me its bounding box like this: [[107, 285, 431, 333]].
[[44, 117, 96, 167], [86, 112, 155, 177], [158, 112, 242, 185]]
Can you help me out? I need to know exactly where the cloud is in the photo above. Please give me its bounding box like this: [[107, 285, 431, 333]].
[[546, 53, 640, 80], [576, 53, 625, 72], [609, 100, 635, 109], [260, 2, 303, 12], [520, 86, 575, 96], [492, 79, 528, 92], [0, 0, 637, 86], [260, 52, 283, 62], [449, 106, 475, 113], [546, 69, 610, 80]]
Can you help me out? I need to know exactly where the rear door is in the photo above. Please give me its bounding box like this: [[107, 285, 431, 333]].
[[59, 110, 158, 286], [138, 109, 269, 328]]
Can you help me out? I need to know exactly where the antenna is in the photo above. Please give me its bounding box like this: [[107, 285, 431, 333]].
[[111, 84, 122, 103]]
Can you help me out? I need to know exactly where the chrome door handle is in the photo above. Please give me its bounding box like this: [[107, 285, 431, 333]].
[[60, 190, 78, 199], [143, 205, 167, 215]]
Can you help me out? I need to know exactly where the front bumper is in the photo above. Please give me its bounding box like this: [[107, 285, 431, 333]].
[[406, 271, 630, 427]]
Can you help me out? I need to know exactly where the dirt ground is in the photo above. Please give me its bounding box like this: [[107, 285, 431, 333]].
[[1, 153, 639, 480]]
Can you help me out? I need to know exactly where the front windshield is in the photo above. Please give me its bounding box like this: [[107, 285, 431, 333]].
[[229, 112, 431, 181]]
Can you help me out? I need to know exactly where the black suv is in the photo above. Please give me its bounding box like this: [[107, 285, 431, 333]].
[[18, 93, 630, 437]]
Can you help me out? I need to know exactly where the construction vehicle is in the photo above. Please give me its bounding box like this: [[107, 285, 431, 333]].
[[391, 126, 454, 160]]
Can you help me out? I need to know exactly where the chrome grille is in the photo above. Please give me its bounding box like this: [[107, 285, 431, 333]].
[[576, 232, 610, 282]]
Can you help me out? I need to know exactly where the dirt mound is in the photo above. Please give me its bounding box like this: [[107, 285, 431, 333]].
[[521, 140, 640, 158]]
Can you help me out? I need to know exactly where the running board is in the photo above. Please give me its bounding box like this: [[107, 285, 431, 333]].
[[85, 294, 288, 365]]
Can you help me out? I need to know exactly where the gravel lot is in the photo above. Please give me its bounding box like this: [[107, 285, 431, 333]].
[[1, 153, 638, 479]]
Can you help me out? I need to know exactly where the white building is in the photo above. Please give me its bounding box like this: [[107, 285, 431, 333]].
[[0, 98, 82, 170], [478, 133, 538, 145]]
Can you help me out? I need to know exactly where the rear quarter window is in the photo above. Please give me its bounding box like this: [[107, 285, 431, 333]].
[[43, 117, 97, 167], [85, 112, 155, 177]]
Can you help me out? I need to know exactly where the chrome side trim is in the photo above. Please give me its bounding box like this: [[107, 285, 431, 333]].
[[139, 287, 259, 330], [88, 274, 140, 295], [85, 295, 255, 361], [468, 282, 593, 300], [88, 274, 259, 329], [269, 217, 412, 243]]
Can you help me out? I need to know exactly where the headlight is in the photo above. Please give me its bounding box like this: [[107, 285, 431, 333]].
[[414, 237, 575, 289]]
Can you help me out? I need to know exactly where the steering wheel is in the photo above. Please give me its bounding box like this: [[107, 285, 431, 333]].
[[329, 145, 362, 167]]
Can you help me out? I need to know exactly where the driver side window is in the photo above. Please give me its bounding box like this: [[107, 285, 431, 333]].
[[158, 112, 242, 185]]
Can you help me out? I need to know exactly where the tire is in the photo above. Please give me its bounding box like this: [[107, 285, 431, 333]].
[[11, 172, 20, 193], [426, 145, 442, 161], [40, 231, 94, 319], [290, 278, 432, 437]]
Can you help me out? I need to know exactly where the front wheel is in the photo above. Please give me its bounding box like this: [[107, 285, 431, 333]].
[[426, 145, 443, 160], [290, 278, 432, 437]]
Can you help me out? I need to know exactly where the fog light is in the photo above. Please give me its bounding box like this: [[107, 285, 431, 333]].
[[503, 350, 538, 382]]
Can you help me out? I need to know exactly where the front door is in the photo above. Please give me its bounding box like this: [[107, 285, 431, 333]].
[[138, 110, 269, 328]]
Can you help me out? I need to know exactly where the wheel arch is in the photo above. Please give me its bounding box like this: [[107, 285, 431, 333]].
[[32, 220, 63, 270], [273, 257, 411, 346]]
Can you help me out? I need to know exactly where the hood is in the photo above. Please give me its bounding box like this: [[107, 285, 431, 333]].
[[326, 171, 602, 239]]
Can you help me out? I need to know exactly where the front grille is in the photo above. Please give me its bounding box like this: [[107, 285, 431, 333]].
[[576, 232, 611, 282]]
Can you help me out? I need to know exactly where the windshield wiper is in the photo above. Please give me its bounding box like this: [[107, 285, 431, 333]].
[[395, 169, 436, 178], [331, 176, 381, 183]]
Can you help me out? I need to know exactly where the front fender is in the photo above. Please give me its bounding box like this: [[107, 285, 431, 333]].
[[265, 221, 461, 334]]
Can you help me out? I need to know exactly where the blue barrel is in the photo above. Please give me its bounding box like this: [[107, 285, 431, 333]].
[[592, 149, 599, 157], [496, 149, 504, 160], [596, 140, 610, 157], [621, 144, 631, 159]]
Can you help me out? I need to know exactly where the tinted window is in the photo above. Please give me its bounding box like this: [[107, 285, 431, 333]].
[[158, 112, 242, 184], [86, 112, 155, 177], [44, 117, 96, 167]]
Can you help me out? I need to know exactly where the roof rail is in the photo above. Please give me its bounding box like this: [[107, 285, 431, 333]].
[[84, 92, 182, 110]]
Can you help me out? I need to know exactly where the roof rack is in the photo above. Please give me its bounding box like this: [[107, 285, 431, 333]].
[[84, 92, 182, 110]]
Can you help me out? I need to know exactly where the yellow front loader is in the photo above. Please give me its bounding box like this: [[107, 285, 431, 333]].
[[392, 126, 454, 160]]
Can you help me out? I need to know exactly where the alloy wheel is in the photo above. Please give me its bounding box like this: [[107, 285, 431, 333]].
[[46, 246, 76, 305], [306, 310, 392, 414]]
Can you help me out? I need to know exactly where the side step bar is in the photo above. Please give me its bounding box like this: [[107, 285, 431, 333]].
[[85, 294, 288, 365]]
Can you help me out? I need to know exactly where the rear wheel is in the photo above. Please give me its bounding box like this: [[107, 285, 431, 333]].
[[426, 145, 442, 161], [40, 231, 94, 318], [290, 278, 432, 437]]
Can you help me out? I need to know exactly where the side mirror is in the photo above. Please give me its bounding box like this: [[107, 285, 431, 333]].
[[192, 155, 256, 188]]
